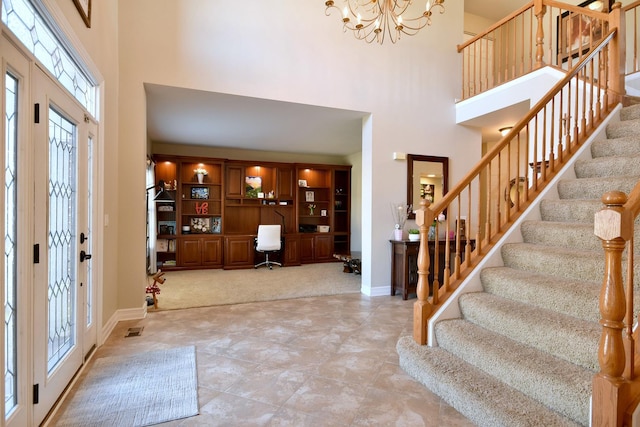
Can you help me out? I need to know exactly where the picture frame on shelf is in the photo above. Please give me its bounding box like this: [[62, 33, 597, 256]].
[[245, 176, 262, 198], [191, 186, 209, 199], [298, 179, 307, 187], [158, 221, 176, 235], [305, 191, 315, 202], [211, 216, 221, 233], [156, 239, 168, 252]]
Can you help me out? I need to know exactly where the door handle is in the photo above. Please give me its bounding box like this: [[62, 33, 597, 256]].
[[80, 250, 92, 262]]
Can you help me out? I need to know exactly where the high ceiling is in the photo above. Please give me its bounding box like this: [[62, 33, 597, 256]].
[[145, 1, 533, 156]]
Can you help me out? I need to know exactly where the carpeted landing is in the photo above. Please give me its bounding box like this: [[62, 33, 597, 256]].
[[397, 103, 640, 427], [149, 262, 361, 310]]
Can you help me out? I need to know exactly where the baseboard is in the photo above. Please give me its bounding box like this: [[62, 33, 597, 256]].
[[100, 303, 147, 345], [366, 285, 391, 297]]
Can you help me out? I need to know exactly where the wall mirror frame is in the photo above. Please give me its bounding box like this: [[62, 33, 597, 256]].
[[407, 154, 449, 219]]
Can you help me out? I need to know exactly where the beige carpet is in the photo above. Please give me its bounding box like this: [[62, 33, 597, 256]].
[[149, 263, 361, 310]]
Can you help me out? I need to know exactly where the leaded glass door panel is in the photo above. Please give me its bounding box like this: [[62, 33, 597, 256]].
[[32, 67, 89, 425]]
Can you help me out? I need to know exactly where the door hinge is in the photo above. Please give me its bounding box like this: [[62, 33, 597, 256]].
[[33, 383, 39, 404], [33, 244, 39, 264], [34, 103, 40, 124]]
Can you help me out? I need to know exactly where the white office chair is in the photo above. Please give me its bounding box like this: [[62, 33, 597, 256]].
[[254, 224, 282, 269]]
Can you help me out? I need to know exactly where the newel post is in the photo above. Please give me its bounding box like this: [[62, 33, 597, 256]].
[[608, 2, 626, 104], [534, 0, 547, 68], [413, 199, 435, 345], [592, 191, 633, 427]]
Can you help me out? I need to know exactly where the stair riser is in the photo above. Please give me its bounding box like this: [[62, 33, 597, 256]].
[[521, 222, 601, 251], [591, 137, 640, 158], [539, 200, 602, 223], [606, 119, 640, 139], [557, 177, 639, 199], [574, 157, 640, 179], [619, 103, 640, 121], [480, 268, 600, 323]]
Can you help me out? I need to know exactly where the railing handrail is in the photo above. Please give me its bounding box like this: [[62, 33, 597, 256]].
[[432, 29, 617, 221], [457, 0, 608, 53], [457, 2, 534, 52], [623, 0, 640, 12]]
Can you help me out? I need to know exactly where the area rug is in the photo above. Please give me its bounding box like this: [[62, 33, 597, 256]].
[[55, 346, 198, 426], [152, 262, 361, 311]]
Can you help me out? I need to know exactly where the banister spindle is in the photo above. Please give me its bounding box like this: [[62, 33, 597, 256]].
[[534, 0, 546, 68]]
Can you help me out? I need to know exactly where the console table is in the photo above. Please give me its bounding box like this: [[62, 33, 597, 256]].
[[390, 239, 475, 300]]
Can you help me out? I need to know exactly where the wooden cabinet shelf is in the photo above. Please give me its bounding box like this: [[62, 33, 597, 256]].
[[152, 155, 350, 270]]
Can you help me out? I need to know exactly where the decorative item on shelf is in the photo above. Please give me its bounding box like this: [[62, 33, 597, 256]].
[[324, 0, 446, 44], [298, 179, 308, 187], [429, 213, 446, 240], [191, 187, 209, 199], [408, 229, 420, 241], [305, 191, 315, 202], [308, 204, 316, 215], [391, 202, 411, 241], [245, 176, 262, 198], [194, 167, 208, 184]]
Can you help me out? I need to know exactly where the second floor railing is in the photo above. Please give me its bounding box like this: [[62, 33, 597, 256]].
[[458, 0, 625, 101]]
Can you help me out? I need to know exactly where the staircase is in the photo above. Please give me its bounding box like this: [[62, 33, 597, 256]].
[[397, 103, 640, 426]]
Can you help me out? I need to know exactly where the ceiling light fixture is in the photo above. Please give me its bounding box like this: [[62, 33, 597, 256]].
[[324, 0, 445, 44], [499, 126, 513, 137]]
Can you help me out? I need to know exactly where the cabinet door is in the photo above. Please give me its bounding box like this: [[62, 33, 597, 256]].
[[314, 234, 333, 260], [224, 236, 254, 269], [226, 165, 244, 197], [202, 237, 223, 267], [277, 167, 295, 200], [180, 238, 202, 267], [283, 235, 300, 266], [300, 235, 314, 262]]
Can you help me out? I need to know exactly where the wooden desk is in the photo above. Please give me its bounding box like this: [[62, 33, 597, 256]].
[[390, 239, 475, 300]]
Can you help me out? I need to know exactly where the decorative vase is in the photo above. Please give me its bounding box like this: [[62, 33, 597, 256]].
[[197, 173, 204, 184], [428, 226, 436, 240], [394, 229, 403, 240]]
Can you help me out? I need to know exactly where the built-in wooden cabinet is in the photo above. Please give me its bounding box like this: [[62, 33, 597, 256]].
[[152, 155, 350, 270]]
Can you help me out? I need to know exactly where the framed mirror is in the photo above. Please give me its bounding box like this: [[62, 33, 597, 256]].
[[407, 154, 449, 219]]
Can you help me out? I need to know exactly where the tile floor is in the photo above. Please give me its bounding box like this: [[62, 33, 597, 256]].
[[51, 294, 474, 426]]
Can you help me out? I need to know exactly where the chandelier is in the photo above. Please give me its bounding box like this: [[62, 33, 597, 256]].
[[324, 0, 445, 44]]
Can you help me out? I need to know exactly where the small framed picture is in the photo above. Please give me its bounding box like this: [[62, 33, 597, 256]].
[[191, 187, 209, 199], [190, 217, 211, 233], [320, 209, 327, 217], [305, 191, 315, 202], [298, 179, 308, 187]]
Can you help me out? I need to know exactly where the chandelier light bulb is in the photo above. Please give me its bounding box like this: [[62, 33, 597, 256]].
[[325, 0, 445, 44]]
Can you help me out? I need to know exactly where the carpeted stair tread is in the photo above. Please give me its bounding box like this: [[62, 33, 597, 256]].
[[458, 292, 599, 371], [591, 136, 640, 158], [557, 176, 639, 199], [501, 242, 603, 283], [396, 337, 581, 427], [539, 199, 602, 223], [480, 266, 600, 322], [620, 103, 640, 121], [605, 117, 640, 139], [520, 220, 601, 250], [435, 319, 592, 424], [574, 155, 640, 178]]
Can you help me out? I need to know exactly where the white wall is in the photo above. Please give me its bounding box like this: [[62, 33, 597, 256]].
[[115, 0, 481, 299]]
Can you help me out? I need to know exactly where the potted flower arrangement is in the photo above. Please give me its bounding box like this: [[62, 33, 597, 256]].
[[194, 167, 208, 183], [408, 229, 420, 241]]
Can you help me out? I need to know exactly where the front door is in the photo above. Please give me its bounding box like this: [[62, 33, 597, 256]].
[[32, 66, 96, 425]]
